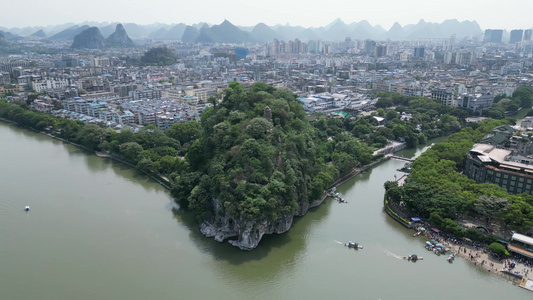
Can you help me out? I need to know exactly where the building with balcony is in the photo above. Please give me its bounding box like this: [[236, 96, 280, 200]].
[[464, 143, 533, 195]]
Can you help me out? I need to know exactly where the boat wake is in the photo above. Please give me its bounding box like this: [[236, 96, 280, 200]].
[[333, 240, 344, 245], [383, 250, 403, 260]]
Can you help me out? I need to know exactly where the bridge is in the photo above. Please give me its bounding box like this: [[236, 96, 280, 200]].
[[389, 155, 414, 162]]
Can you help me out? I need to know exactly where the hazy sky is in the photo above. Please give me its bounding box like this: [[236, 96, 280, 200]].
[[2, 0, 532, 30]]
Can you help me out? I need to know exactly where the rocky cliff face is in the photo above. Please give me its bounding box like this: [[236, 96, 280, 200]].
[[71, 27, 105, 49], [200, 197, 319, 250], [105, 24, 134, 47]]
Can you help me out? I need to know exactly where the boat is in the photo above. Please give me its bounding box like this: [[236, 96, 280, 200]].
[[447, 254, 455, 263], [345, 241, 363, 249], [413, 231, 422, 237], [24, 206, 30, 211], [404, 254, 423, 261]]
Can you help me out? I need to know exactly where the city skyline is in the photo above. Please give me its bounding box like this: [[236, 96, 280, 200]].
[[2, 0, 533, 30]]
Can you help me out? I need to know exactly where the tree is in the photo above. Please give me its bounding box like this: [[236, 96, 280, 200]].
[[474, 195, 511, 225], [512, 85, 533, 108], [385, 110, 398, 121], [392, 124, 408, 139], [117, 128, 135, 144], [245, 117, 273, 139], [119, 142, 143, 163], [376, 97, 393, 108], [488, 242, 509, 257], [155, 155, 175, 175], [166, 121, 201, 145], [77, 124, 104, 150]]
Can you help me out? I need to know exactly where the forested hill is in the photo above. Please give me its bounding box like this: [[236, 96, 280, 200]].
[[171, 82, 371, 249]]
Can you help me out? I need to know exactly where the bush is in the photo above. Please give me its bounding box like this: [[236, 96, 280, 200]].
[[488, 242, 509, 257]]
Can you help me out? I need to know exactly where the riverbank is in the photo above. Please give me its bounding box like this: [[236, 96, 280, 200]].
[[311, 156, 390, 208], [418, 229, 532, 286], [381, 139, 533, 292], [388, 197, 533, 290], [95, 151, 171, 189], [386, 178, 533, 290], [388, 199, 533, 289], [0, 117, 172, 190]]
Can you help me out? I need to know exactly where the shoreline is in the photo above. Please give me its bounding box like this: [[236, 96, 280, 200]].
[[379, 138, 533, 290], [420, 231, 532, 285], [385, 175, 532, 289], [0, 118, 172, 190]]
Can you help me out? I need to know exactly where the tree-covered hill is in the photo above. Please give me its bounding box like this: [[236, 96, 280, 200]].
[[140, 46, 178, 66], [171, 82, 373, 249]]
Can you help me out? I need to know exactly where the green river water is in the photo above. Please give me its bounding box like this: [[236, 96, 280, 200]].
[[0, 122, 530, 300]]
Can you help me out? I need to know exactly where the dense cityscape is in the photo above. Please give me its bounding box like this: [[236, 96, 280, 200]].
[[1, 23, 533, 127]]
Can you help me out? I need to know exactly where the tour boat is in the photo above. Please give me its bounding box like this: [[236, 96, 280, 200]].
[[345, 241, 363, 249]]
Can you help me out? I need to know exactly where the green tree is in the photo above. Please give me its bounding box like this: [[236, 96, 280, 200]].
[[245, 117, 273, 139], [77, 124, 104, 150], [119, 142, 143, 163], [488, 242, 509, 257], [166, 121, 201, 145], [385, 110, 398, 121], [474, 195, 511, 225]]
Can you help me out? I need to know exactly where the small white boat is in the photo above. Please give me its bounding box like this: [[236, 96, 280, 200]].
[[24, 206, 30, 211]]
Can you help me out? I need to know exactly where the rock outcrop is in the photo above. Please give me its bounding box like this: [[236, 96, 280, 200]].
[[105, 24, 134, 47], [200, 199, 295, 250], [71, 27, 105, 49], [199, 196, 324, 250]]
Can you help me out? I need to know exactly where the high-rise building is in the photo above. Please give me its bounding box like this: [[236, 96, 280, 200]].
[[364, 40, 376, 55], [524, 29, 532, 41], [484, 29, 503, 43], [375, 45, 387, 57], [413, 47, 425, 58], [510, 29, 524, 44]]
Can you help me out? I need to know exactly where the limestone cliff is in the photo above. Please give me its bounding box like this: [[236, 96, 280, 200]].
[[200, 199, 296, 250]]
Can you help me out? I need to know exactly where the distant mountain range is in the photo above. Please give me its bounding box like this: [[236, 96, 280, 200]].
[[71, 24, 135, 49], [0, 19, 519, 43]]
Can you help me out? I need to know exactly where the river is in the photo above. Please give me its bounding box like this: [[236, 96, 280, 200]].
[[0, 122, 530, 300]]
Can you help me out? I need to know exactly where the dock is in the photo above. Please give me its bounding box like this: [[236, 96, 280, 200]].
[[520, 277, 533, 292]]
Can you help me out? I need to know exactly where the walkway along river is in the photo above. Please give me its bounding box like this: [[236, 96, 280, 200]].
[[0, 122, 530, 300]]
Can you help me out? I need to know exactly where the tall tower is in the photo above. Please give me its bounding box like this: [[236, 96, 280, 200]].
[[510, 29, 524, 44], [484, 29, 503, 43], [523, 29, 532, 41]]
